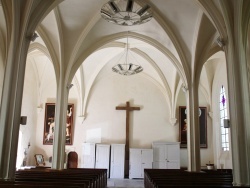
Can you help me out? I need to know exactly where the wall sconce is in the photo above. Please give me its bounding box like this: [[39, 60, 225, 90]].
[[224, 119, 230, 128], [20, 116, 27, 125], [28, 142, 30, 148], [49, 156, 52, 163]]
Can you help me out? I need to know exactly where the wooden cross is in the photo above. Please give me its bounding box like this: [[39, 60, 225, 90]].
[[116, 101, 140, 177]]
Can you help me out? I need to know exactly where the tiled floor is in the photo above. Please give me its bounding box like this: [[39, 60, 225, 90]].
[[107, 178, 144, 188]]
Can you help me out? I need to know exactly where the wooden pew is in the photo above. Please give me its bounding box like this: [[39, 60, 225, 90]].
[[15, 171, 95, 188], [144, 169, 233, 188], [15, 172, 92, 188], [0, 168, 108, 188], [145, 174, 232, 187], [0, 180, 81, 188], [66, 168, 107, 187]]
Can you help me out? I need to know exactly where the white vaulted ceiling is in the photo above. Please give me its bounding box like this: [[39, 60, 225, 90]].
[[0, 0, 224, 118]]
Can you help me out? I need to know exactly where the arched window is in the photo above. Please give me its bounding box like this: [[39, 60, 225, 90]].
[[219, 85, 229, 151]]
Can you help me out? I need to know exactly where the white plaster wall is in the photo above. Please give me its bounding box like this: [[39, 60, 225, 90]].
[[31, 71, 177, 166], [76, 73, 178, 164], [34, 64, 56, 165], [24, 63, 213, 168], [176, 87, 214, 168], [20, 61, 39, 166], [22, 58, 214, 168]]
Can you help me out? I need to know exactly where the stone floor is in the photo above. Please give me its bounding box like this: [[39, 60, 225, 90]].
[[107, 178, 144, 188]]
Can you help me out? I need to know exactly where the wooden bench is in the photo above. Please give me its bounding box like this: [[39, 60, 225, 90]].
[[18, 168, 107, 188], [144, 169, 233, 188], [0, 168, 108, 188], [15, 171, 96, 187], [0, 180, 82, 188]]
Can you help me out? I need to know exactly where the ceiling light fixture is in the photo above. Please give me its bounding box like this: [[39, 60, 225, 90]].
[[112, 34, 143, 76], [101, 0, 153, 26]]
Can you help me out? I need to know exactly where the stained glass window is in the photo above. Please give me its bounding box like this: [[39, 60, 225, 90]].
[[219, 85, 229, 151]]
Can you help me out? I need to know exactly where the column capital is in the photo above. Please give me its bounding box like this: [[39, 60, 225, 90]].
[[181, 84, 188, 93], [170, 118, 177, 126]]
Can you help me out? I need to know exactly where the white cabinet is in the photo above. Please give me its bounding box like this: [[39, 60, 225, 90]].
[[95, 144, 110, 177], [81, 143, 96, 168], [110, 144, 125, 178], [129, 149, 153, 179], [152, 142, 180, 169]]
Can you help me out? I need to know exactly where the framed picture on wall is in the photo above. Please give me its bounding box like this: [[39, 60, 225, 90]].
[[179, 106, 207, 148], [43, 103, 74, 145], [34, 154, 45, 166]]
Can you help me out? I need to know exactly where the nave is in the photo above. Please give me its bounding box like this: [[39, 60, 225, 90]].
[[107, 179, 144, 188], [1, 0, 250, 186], [0, 165, 235, 188]]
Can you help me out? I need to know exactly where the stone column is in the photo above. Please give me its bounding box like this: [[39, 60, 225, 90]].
[[182, 84, 201, 172], [0, 0, 62, 180], [219, 0, 250, 186], [0, 1, 33, 180], [51, 81, 72, 169], [0, 38, 30, 180]]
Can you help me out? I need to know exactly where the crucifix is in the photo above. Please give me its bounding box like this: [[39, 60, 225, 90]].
[[116, 101, 140, 177]]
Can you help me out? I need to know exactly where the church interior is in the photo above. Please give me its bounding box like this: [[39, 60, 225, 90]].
[[0, 0, 250, 187]]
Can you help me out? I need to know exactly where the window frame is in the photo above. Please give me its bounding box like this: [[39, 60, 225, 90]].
[[219, 85, 229, 151]]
